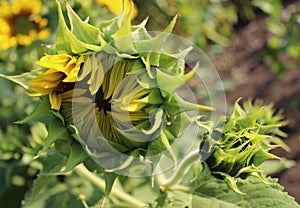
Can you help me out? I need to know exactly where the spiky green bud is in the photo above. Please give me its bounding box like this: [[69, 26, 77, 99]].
[[201, 98, 288, 177]]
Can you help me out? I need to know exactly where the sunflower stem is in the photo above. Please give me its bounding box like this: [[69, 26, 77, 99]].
[[75, 164, 148, 207], [156, 149, 200, 188]]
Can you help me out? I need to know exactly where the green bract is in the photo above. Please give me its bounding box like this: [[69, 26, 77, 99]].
[[201, 98, 288, 193]]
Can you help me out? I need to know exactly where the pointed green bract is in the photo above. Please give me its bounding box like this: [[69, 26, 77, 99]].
[[55, 0, 101, 54], [112, 12, 136, 53], [103, 172, 118, 197], [135, 15, 179, 53], [62, 142, 89, 173], [66, 2, 102, 46], [201, 98, 288, 192], [40, 118, 70, 153], [15, 98, 52, 124]]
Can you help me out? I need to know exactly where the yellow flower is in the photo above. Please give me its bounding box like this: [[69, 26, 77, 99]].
[[0, 0, 50, 50], [95, 0, 138, 19], [29, 54, 86, 110]]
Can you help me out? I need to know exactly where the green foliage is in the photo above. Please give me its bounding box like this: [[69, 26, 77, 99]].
[[263, 3, 300, 75], [151, 165, 299, 208], [136, 0, 300, 74]]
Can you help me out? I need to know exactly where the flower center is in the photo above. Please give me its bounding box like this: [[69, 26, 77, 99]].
[[11, 14, 37, 35], [95, 87, 111, 113]]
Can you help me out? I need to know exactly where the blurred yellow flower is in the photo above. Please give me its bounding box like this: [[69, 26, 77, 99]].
[[95, 0, 138, 19], [0, 0, 50, 50], [29, 54, 86, 110]]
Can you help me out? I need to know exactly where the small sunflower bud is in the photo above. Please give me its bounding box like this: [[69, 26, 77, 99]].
[[201, 98, 288, 177]]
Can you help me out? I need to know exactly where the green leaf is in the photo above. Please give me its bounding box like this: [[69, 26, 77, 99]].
[[61, 142, 88, 173], [32, 174, 57, 197], [37, 152, 66, 174], [0, 72, 36, 89], [153, 190, 238, 208], [155, 173, 300, 207], [40, 118, 71, 153], [152, 190, 191, 208], [192, 195, 239, 208], [23, 181, 68, 208], [15, 98, 52, 124], [24, 170, 103, 208], [195, 175, 300, 208]]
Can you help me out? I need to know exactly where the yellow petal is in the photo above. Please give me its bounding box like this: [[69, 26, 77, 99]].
[[49, 91, 62, 110], [29, 77, 60, 91], [63, 67, 80, 82], [36, 54, 72, 72]]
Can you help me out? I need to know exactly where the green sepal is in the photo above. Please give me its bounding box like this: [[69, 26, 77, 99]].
[[83, 158, 104, 174], [159, 47, 193, 76], [15, 98, 52, 124], [141, 108, 165, 135], [103, 172, 118, 197], [235, 165, 272, 185], [251, 147, 280, 166], [163, 92, 213, 117], [103, 149, 149, 173], [60, 141, 88, 173], [112, 10, 136, 53], [131, 17, 152, 40], [156, 63, 198, 93], [214, 171, 246, 195], [65, 2, 102, 46], [116, 109, 166, 146], [55, 0, 100, 54], [98, 17, 122, 42], [51, 110, 66, 125], [135, 14, 179, 53], [145, 89, 164, 105]]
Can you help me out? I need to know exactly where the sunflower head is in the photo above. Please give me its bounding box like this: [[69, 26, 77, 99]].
[[0, 0, 49, 50], [26, 1, 212, 174], [201, 98, 288, 178]]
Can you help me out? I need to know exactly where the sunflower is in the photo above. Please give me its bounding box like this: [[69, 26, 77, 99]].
[[0, 0, 49, 50], [25, 1, 212, 173], [95, 0, 138, 19]]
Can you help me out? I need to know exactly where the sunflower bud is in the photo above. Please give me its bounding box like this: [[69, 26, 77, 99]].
[[25, 1, 213, 175], [201, 98, 288, 177]]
